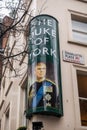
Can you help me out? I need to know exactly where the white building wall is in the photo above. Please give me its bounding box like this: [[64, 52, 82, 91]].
[[28, 0, 87, 130], [0, 0, 87, 130]]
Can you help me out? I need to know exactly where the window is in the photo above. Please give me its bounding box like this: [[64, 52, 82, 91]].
[[32, 122, 43, 130], [4, 109, 10, 130], [71, 14, 87, 44], [77, 0, 87, 3], [77, 71, 87, 126], [0, 120, 1, 130]]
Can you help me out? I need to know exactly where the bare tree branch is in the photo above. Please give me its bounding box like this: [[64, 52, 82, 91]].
[[0, 0, 47, 79]]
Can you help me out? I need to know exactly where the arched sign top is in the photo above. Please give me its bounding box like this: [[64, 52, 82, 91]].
[[29, 14, 58, 24]]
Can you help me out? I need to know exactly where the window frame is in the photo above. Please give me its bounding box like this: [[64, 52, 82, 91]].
[[71, 64, 87, 129], [77, 71, 87, 126], [76, 0, 87, 3], [4, 103, 10, 130], [68, 10, 87, 46]]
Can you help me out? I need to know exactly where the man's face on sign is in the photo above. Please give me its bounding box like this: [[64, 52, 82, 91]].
[[35, 62, 46, 80]]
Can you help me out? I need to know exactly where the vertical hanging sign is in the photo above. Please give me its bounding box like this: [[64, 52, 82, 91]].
[[26, 15, 63, 118]]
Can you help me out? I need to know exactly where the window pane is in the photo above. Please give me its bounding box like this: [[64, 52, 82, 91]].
[[77, 74, 87, 98], [5, 109, 9, 130], [77, 72, 87, 126], [0, 120, 1, 130], [79, 99, 87, 126], [72, 20, 87, 33], [78, 0, 87, 2], [72, 31, 87, 44]]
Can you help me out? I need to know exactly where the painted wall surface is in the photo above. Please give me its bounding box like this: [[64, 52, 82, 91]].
[[28, 0, 87, 130], [0, 0, 87, 130]]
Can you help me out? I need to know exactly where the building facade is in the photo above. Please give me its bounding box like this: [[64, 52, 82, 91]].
[[0, 0, 87, 130]]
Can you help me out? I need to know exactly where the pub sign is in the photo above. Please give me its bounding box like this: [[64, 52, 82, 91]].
[[26, 15, 63, 118]]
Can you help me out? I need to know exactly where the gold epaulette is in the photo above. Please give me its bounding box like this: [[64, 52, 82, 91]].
[[46, 79, 56, 85]]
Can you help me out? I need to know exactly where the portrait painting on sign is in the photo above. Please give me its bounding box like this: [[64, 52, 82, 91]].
[[28, 61, 59, 109]]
